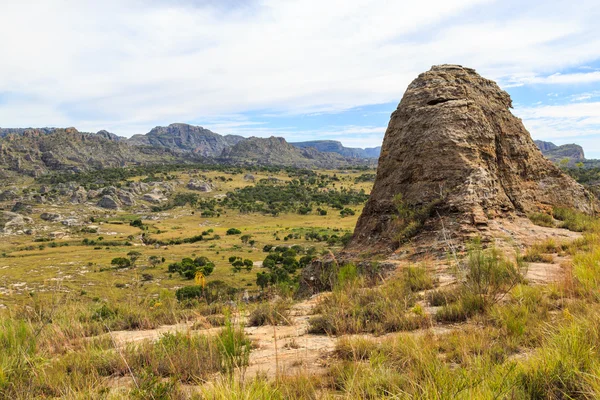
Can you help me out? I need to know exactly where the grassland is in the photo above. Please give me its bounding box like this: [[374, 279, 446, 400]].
[[2, 165, 600, 399]]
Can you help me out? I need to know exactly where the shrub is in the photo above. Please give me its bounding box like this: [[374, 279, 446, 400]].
[[462, 245, 525, 308], [247, 301, 291, 326], [175, 286, 204, 301], [111, 257, 131, 269], [427, 289, 460, 307], [402, 266, 435, 292], [340, 208, 356, 217], [226, 228, 242, 235], [528, 212, 554, 227], [309, 278, 429, 335], [553, 207, 599, 233]]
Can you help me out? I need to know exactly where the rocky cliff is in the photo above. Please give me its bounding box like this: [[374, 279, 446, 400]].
[[127, 123, 244, 157], [348, 65, 598, 252], [0, 128, 183, 177], [291, 140, 381, 159], [534, 140, 586, 163], [219, 136, 363, 168]]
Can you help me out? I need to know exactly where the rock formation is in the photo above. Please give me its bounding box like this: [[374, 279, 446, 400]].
[[348, 65, 598, 253], [187, 180, 213, 192]]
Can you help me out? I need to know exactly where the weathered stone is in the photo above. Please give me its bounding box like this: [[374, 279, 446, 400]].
[[40, 212, 62, 221], [97, 195, 120, 210], [117, 190, 136, 207], [0, 190, 18, 201], [0, 211, 29, 234], [12, 202, 33, 214], [142, 189, 168, 204], [187, 179, 213, 192], [348, 64, 599, 253], [70, 187, 88, 204]]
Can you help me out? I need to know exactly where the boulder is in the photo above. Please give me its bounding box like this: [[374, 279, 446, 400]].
[[97, 195, 120, 210], [142, 189, 168, 204], [0, 190, 18, 201], [70, 187, 88, 204], [187, 180, 213, 192], [40, 212, 62, 221], [0, 211, 30, 234], [348, 64, 598, 253], [12, 202, 33, 215], [117, 190, 136, 207]]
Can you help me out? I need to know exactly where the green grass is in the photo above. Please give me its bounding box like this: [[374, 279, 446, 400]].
[[247, 300, 292, 326], [309, 276, 431, 335], [554, 207, 600, 233], [528, 212, 555, 227]]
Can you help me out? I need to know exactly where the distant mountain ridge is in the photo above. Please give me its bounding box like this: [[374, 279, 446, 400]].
[[534, 140, 586, 162], [290, 140, 380, 159], [0, 123, 376, 178], [127, 123, 244, 157], [219, 136, 361, 168], [0, 127, 182, 178]]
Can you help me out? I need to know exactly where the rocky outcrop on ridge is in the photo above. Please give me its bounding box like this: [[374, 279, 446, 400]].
[[348, 65, 598, 253], [534, 140, 586, 164]]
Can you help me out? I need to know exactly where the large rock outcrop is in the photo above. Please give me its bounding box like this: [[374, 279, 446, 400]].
[[348, 65, 598, 253]]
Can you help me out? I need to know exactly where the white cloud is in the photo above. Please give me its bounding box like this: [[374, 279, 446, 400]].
[[504, 71, 600, 87], [514, 101, 600, 158], [1, 0, 600, 150]]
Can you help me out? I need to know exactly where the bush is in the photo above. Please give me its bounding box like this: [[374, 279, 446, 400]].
[[226, 228, 242, 235], [175, 286, 204, 301], [247, 301, 291, 326], [309, 278, 429, 335], [340, 208, 356, 217], [402, 266, 435, 292], [427, 289, 460, 307], [528, 213, 554, 227], [553, 207, 599, 233], [111, 257, 131, 269]]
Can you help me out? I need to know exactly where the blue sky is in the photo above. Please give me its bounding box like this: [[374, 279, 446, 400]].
[[1, 0, 600, 157]]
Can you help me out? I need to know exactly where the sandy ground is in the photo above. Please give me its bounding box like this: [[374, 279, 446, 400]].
[[103, 219, 581, 389]]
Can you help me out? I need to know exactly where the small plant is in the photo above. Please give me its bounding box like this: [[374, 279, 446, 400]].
[[402, 265, 435, 292], [226, 228, 242, 235], [528, 212, 554, 227], [247, 300, 291, 326]]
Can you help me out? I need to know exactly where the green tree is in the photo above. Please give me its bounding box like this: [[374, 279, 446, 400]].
[[111, 257, 131, 269]]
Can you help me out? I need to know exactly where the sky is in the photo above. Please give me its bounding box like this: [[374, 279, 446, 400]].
[[1, 0, 600, 157]]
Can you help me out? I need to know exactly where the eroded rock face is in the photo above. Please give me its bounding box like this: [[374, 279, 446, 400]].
[[40, 212, 61, 221], [97, 195, 120, 210], [349, 65, 598, 252], [187, 180, 213, 192]]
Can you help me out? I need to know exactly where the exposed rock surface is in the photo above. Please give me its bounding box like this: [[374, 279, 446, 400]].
[[127, 123, 243, 157], [97, 195, 120, 210], [117, 190, 136, 206], [40, 212, 61, 221], [291, 140, 381, 159], [534, 140, 586, 164], [142, 189, 168, 204], [348, 65, 598, 253], [187, 180, 213, 192], [0, 211, 31, 234], [219, 136, 362, 168]]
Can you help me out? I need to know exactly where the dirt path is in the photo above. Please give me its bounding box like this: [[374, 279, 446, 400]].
[[107, 294, 335, 379], [106, 222, 580, 383]]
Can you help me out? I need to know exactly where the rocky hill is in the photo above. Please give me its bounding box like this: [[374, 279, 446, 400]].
[[291, 140, 381, 159], [0, 128, 184, 178], [534, 140, 585, 163], [0, 125, 372, 178], [219, 136, 364, 168], [127, 123, 244, 157], [347, 64, 598, 253]]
